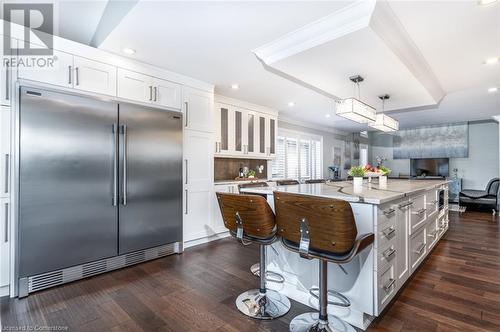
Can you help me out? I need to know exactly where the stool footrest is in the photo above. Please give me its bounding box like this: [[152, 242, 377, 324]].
[[250, 264, 285, 284], [309, 287, 351, 308]]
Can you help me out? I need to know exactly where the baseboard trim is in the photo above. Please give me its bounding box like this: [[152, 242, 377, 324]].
[[184, 231, 230, 249], [0, 285, 10, 297]]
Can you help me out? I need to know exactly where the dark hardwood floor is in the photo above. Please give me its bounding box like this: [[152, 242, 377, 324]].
[[1, 211, 499, 331]]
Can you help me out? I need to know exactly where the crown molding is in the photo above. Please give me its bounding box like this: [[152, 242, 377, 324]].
[[370, 1, 445, 103], [252, 0, 376, 65]]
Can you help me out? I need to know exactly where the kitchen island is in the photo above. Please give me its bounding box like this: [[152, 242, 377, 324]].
[[239, 179, 449, 330]]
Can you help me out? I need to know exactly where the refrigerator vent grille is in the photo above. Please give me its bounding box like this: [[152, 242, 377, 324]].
[[27, 243, 177, 294]]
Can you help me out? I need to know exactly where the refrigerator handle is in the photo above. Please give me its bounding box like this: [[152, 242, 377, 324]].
[[184, 101, 188, 127], [122, 124, 128, 206], [112, 124, 118, 206], [184, 159, 188, 185], [185, 189, 188, 214]]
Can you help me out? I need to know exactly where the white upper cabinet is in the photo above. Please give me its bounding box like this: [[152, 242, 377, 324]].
[[117, 68, 151, 103], [73, 56, 116, 96], [117, 68, 181, 110], [18, 43, 74, 89], [214, 100, 277, 159], [153, 77, 181, 110], [183, 87, 214, 132]]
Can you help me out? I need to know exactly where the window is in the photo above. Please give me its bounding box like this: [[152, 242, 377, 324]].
[[272, 129, 323, 181]]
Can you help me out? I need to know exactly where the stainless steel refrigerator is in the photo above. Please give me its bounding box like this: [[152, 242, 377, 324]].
[[18, 86, 182, 294]]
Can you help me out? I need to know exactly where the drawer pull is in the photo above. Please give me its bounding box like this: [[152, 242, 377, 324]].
[[382, 226, 395, 237], [383, 278, 395, 292], [383, 248, 396, 259], [398, 201, 414, 209], [412, 208, 426, 215], [414, 243, 426, 255], [427, 231, 438, 238], [383, 208, 396, 216], [427, 200, 438, 205]]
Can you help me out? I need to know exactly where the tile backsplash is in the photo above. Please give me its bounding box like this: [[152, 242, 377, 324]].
[[214, 158, 268, 181]]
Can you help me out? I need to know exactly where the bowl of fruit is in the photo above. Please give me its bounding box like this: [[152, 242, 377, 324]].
[[363, 164, 383, 178]]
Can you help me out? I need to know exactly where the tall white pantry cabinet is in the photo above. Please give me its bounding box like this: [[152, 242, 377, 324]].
[[0, 25, 218, 296]]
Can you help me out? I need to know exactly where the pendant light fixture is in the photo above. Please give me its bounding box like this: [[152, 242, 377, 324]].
[[368, 94, 399, 132], [335, 75, 376, 124]]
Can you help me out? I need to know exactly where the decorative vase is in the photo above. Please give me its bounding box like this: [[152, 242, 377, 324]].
[[379, 175, 387, 187], [353, 177, 363, 192]]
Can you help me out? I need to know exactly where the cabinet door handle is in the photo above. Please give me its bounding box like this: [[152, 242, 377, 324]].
[[427, 231, 437, 238], [75, 67, 79, 86], [412, 208, 426, 215], [68, 65, 72, 85], [383, 247, 396, 259], [184, 101, 188, 127], [414, 243, 426, 255], [184, 159, 188, 185], [4, 153, 9, 194], [398, 201, 414, 209], [149, 86, 153, 101], [185, 189, 188, 214], [382, 226, 395, 237], [5, 59, 9, 101], [383, 208, 395, 216], [383, 278, 395, 292], [154, 86, 157, 101]]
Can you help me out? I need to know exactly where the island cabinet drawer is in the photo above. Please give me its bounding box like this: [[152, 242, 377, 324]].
[[378, 243, 397, 272], [377, 221, 396, 249], [425, 190, 439, 216], [409, 195, 426, 234], [426, 219, 439, 250], [410, 227, 427, 273], [377, 263, 397, 312], [437, 216, 447, 237], [377, 204, 398, 227]]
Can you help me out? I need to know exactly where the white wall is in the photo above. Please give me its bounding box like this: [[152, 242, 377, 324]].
[[369, 121, 499, 190]]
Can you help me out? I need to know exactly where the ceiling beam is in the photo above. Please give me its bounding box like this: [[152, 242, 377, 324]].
[[90, 0, 139, 48]]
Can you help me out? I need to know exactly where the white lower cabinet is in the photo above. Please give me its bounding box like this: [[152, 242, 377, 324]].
[[0, 197, 10, 289], [73, 56, 116, 96], [183, 129, 216, 242], [377, 262, 396, 310], [410, 227, 427, 273], [395, 200, 410, 284]]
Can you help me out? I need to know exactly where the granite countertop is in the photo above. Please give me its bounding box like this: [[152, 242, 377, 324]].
[[239, 179, 449, 205]]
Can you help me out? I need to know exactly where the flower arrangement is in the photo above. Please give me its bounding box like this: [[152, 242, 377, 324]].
[[375, 156, 387, 168], [247, 169, 256, 178], [348, 166, 365, 178]]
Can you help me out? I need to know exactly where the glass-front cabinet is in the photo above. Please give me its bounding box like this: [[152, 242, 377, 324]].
[[214, 101, 276, 159]]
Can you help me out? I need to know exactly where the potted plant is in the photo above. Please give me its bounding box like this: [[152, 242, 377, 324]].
[[247, 169, 256, 179], [379, 166, 391, 186], [348, 166, 365, 190]]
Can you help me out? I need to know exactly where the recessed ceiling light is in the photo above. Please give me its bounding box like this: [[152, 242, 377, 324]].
[[484, 57, 499, 65], [288, 102, 295, 107], [488, 87, 498, 93], [231, 84, 239, 90], [478, 0, 497, 5], [325, 114, 331, 118], [122, 48, 136, 55]]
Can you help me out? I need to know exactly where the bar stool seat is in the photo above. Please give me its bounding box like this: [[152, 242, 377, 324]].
[[216, 192, 291, 320], [274, 191, 374, 332]]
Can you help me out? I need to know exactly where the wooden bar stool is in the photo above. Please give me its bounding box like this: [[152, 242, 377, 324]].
[[274, 192, 374, 332], [216, 192, 291, 319], [237, 182, 284, 283]]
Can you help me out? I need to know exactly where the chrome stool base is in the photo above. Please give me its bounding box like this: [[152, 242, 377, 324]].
[[289, 313, 356, 332], [309, 287, 350, 307], [250, 263, 285, 283], [235, 289, 291, 320]]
